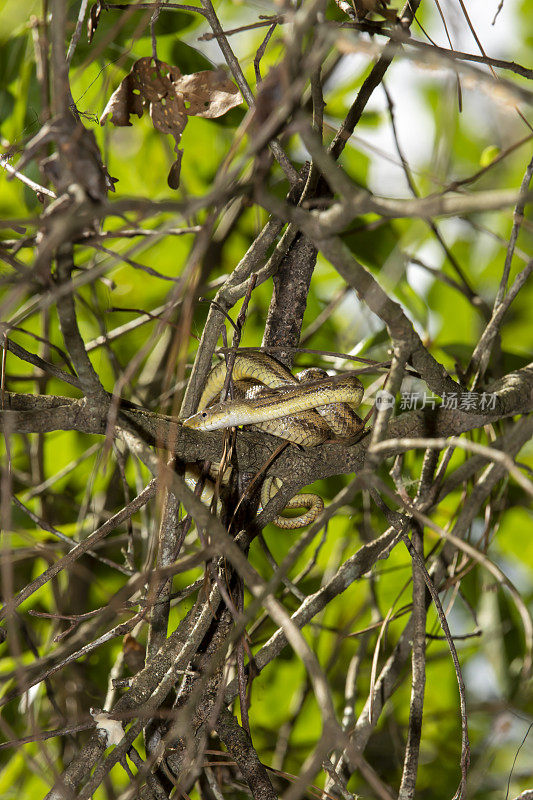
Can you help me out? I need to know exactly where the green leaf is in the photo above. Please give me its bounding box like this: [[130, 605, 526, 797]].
[[0, 34, 28, 86], [0, 88, 15, 130], [480, 144, 500, 167], [169, 40, 214, 74], [343, 218, 398, 270]]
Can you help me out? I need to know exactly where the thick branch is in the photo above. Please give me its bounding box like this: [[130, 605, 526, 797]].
[[2, 362, 531, 507], [215, 708, 277, 800]]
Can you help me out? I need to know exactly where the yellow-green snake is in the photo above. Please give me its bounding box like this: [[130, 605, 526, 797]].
[[182, 352, 364, 528]]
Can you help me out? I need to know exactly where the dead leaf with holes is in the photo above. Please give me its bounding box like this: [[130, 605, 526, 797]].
[[100, 57, 242, 189], [173, 70, 243, 118]]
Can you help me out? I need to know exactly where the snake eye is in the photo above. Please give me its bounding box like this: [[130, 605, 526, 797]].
[[201, 412, 207, 418]]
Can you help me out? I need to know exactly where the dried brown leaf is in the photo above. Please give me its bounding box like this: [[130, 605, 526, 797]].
[[87, 1, 102, 44], [148, 88, 187, 138], [131, 58, 187, 138], [100, 57, 242, 189], [100, 57, 187, 140], [100, 74, 144, 128], [174, 69, 243, 118], [167, 149, 183, 190]]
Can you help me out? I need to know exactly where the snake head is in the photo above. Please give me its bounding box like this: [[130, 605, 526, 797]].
[[182, 402, 247, 431], [181, 409, 211, 431]]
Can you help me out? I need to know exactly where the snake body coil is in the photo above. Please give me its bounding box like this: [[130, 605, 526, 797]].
[[182, 353, 364, 528]]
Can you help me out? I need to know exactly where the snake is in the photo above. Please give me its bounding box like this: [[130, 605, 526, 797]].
[[182, 353, 364, 528]]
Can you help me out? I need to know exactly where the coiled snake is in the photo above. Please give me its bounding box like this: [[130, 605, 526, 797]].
[[182, 353, 364, 528]]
